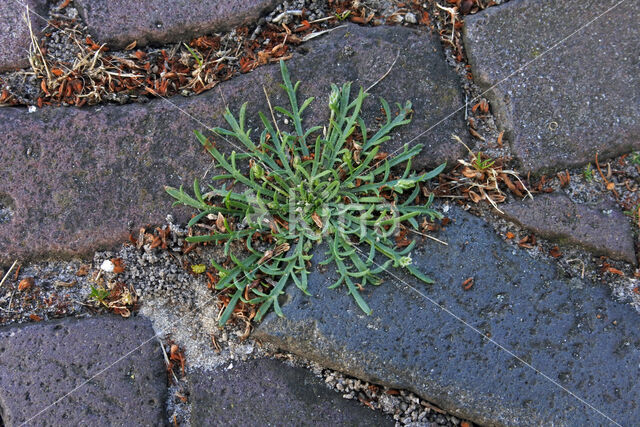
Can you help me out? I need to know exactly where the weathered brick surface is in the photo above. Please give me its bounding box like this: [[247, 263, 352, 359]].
[[189, 359, 394, 425], [75, 0, 279, 48], [255, 206, 640, 425], [0, 0, 48, 71], [0, 316, 166, 426], [501, 192, 636, 264], [463, 0, 640, 174]]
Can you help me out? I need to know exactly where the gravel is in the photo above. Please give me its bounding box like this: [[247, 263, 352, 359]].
[[0, 258, 92, 325], [270, 350, 468, 426], [0, 3, 85, 105]]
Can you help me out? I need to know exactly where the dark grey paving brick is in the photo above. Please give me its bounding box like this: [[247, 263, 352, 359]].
[[0, 24, 467, 263], [0, 315, 166, 426], [501, 192, 636, 264], [254, 206, 640, 425], [463, 0, 640, 174], [74, 0, 278, 49], [189, 358, 394, 426]]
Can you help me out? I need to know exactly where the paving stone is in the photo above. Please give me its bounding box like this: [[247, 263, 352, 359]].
[[463, 0, 640, 174], [0, 0, 48, 71], [501, 192, 636, 264], [0, 315, 166, 426], [188, 358, 394, 425], [74, 0, 279, 49], [254, 205, 640, 425], [0, 24, 467, 263]]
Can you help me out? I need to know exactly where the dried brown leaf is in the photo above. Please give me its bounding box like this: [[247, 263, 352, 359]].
[[76, 264, 90, 276], [111, 258, 125, 274], [311, 212, 323, 228], [549, 246, 562, 258], [469, 127, 485, 141], [18, 277, 34, 291], [54, 280, 76, 287], [468, 190, 482, 203], [216, 212, 226, 232]]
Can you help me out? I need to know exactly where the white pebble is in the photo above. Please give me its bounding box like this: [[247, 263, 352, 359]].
[[100, 259, 114, 272], [405, 12, 417, 24]]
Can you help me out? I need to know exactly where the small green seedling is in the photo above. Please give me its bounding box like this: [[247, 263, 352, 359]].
[[624, 203, 640, 221], [166, 60, 444, 325], [335, 10, 351, 21], [183, 43, 203, 68], [472, 153, 495, 171], [630, 152, 640, 166], [583, 163, 594, 182], [89, 286, 110, 305]]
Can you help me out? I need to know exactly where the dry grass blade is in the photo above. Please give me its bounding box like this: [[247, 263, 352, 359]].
[[25, 6, 52, 84], [0, 260, 18, 288], [12, 5, 318, 107], [302, 24, 348, 42], [408, 228, 448, 246], [435, 3, 458, 45]]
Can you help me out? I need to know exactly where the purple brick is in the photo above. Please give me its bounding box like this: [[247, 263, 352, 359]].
[[0, 24, 467, 263], [75, 0, 279, 48]]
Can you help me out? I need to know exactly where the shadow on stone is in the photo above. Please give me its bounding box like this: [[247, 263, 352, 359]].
[[188, 358, 394, 426]]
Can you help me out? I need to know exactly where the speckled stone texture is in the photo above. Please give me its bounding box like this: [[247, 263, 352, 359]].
[[0, 315, 166, 426], [0, 24, 467, 263], [501, 192, 636, 264], [189, 358, 394, 425], [463, 0, 640, 175], [74, 0, 279, 48], [0, 0, 48, 71], [254, 205, 640, 426]]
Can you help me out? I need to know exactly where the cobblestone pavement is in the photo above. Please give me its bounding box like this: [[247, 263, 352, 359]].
[[0, 0, 638, 425]]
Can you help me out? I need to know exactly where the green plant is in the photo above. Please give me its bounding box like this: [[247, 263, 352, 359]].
[[583, 163, 594, 182], [471, 153, 495, 171], [183, 42, 203, 68], [88, 283, 137, 317], [191, 264, 206, 274], [89, 285, 109, 303], [335, 10, 352, 21], [630, 152, 640, 166], [166, 60, 444, 325], [624, 203, 640, 222]]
